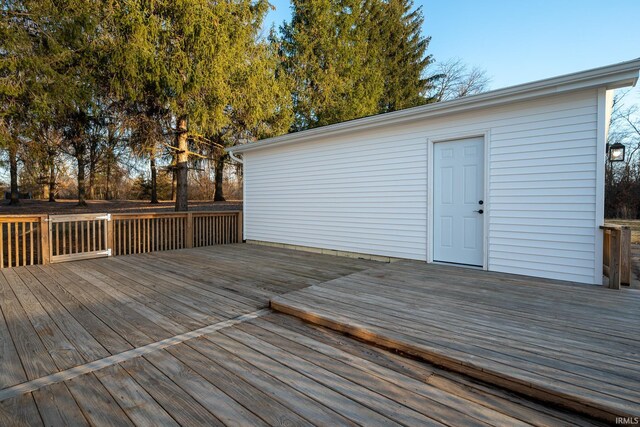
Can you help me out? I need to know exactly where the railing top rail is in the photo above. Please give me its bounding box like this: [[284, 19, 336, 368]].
[[111, 210, 242, 219], [0, 214, 48, 222], [600, 223, 631, 230], [48, 213, 109, 222]]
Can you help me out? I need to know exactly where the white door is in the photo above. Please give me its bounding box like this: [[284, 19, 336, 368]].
[[433, 137, 484, 266]]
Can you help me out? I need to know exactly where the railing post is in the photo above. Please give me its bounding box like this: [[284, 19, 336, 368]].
[[620, 226, 631, 286], [106, 216, 114, 256], [39, 216, 50, 265], [236, 211, 243, 243], [186, 213, 193, 248], [609, 229, 621, 290]]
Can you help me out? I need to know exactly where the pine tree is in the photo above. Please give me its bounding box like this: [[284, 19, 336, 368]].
[[108, 0, 287, 211], [279, 0, 435, 130], [1, 0, 107, 206], [279, 0, 384, 130], [371, 0, 436, 113]]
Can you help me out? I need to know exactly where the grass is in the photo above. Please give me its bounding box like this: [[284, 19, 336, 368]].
[[605, 219, 640, 244], [0, 199, 242, 215]]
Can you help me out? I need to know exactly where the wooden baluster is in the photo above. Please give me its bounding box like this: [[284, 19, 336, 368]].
[[151, 218, 155, 252], [161, 218, 165, 251], [81, 220, 85, 253], [21, 222, 26, 266], [621, 227, 631, 286], [609, 229, 621, 290], [14, 222, 19, 266], [61, 222, 66, 256], [186, 213, 193, 249], [92, 220, 96, 252], [29, 222, 34, 265], [0, 223, 4, 268], [7, 223, 12, 268]]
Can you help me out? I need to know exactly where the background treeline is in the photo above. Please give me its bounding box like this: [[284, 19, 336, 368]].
[[605, 91, 640, 219], [1, 0, 489, 210]]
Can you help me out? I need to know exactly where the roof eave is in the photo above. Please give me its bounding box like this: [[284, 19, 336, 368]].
[[228, 58, 640, 155]]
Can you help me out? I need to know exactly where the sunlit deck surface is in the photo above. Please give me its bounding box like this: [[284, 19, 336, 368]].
[[0, 244, 630, 425], [272, 259, 640, 423]]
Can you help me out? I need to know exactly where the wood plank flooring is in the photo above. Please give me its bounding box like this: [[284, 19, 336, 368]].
[[0, 312, 605, 427], [271, 259, 640, 423], [0, 244, 378, 390], [0, 244, 624, 425]]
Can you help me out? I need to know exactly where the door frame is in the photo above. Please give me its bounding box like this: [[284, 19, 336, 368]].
[[427, 130, 490, 270]]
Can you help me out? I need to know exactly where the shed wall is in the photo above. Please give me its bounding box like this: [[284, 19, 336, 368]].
[[243, 89, 602, 284]]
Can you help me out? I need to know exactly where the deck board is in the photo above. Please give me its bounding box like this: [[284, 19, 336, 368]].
[[0, 244, 376, 390], [271, 259, 640, 422], [0, 244, 622, 425]]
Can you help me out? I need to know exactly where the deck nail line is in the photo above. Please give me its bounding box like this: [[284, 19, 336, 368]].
[[0, 308, 271, 401]]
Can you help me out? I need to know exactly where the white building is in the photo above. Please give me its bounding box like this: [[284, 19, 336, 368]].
[[228, 59, 640, 285]]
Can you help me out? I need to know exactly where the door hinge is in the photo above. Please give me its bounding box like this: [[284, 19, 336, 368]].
[[95, 214, 111, 221], [98, 249, 112, 256]]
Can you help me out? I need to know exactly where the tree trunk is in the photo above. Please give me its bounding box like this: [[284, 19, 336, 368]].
[[171, 169, 176, 201], [48, 161, 56, 202], [105, 155, 111, 200], [214, 154, 227, 202], [150, 153, 159, 204], [175, 116, 189, 211], [9, 143, 19, 205], [88, 162, 95, 199], [77, 154, 87, 207]]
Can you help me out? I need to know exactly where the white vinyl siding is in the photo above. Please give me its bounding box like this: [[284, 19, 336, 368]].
[[244, 89, 601, 284]]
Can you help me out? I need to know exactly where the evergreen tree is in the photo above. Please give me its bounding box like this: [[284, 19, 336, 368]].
[[279, 0, 435, 130], [108, 0, 283, 211], [279, 0, 384, 130], [213, 35, 293, 201], [1, 0, 108, 206], [371, 0, 436, 113]]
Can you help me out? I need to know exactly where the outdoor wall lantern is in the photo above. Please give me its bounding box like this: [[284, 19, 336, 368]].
[[607, 142, 626, 162]]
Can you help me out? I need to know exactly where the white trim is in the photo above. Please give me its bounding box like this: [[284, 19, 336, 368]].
[[594, 88, 609, 285], [426, 137, 434, 264], [229, 59, 640, 155], [483, 129, 491, 271], [242, 155, 247, 241], [427, 130, 490, 269]]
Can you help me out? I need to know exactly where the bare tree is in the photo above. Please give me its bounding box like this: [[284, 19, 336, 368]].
[[605, 90, 640, 218], [429, 58, 491, 102]]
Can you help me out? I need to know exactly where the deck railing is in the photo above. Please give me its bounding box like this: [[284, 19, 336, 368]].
[[111, 211, 242, 256], [601, 224, 631, 289], [0, 210, 242, 268], [0, 215, 46, 268]]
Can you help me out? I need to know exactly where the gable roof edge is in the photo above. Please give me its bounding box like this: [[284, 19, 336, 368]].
[[229, 58, 640, 154]]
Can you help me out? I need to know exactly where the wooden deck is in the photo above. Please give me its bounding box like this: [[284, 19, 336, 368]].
[[272, 260, 640, 423], [0, 244, 627, 425], [0, 244, 377, 391]]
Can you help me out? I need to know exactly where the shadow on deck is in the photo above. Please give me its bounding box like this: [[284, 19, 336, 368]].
[[0, 244, 633, 426], [271, 259, 640, 423]]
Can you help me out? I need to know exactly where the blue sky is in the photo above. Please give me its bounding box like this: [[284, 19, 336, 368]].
[[263, 0, 640, 95]]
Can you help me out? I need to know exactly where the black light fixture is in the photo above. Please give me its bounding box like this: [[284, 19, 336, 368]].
[[607, 142, 626, 162]]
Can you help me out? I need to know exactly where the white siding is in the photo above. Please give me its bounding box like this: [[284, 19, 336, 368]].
[[244, 89, 602, 284]]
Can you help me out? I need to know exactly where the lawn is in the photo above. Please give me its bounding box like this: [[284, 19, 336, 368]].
[[606, 219, 640, 244], [0, 199, 242, 215]]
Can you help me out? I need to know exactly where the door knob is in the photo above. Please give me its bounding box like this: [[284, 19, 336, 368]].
[[478, 200, 484, 205], [474, 209, 484, 214]]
